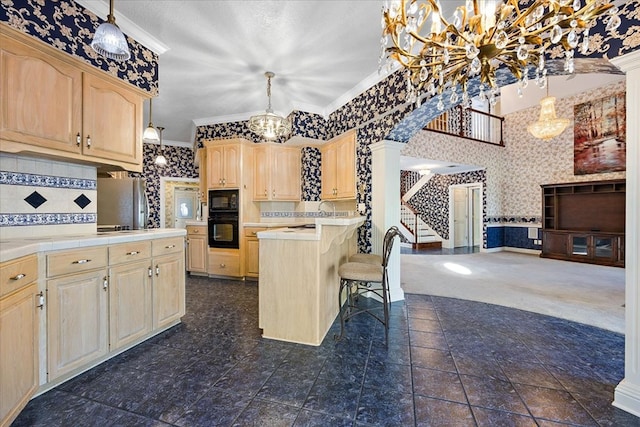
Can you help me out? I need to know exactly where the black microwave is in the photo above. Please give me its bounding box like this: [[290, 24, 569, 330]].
[[209, 189, 239, 212]]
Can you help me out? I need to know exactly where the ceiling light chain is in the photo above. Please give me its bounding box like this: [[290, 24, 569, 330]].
[[380, 0, 621, 110], [248, 72, 292, 141]]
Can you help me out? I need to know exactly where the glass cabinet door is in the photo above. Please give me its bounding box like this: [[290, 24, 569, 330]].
[[571, 236, 588, 256], [594, 237, 613, 259]]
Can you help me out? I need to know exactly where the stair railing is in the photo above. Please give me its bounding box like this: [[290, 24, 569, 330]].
[[400, 200, 419, 242], [423, 104, 504, 146]]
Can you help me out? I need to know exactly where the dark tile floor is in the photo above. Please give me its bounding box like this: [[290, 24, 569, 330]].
[[12, 276, 639, 426]]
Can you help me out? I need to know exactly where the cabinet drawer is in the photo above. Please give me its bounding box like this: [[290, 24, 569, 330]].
[[47, 247, 108, 278], [0, 254, 38, 298], [208, 253, 240, 276], [244, 228, 266, 238], [152, 237, 184, 257], [187, 225, 207, 236], [109, 241, 151, 265]]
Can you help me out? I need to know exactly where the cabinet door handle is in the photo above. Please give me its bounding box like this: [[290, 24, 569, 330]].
[[165, 244, 175, 249], [103, 276, 108, 291], [148, 267, 153, 277], [272, 190, 275, 197], [222, 178, 226, 185], [36, 292, 45, 310], [126, 251, 139, 255], [220, 263, 226, 268], [264, 189, 268, 196], [10, 273, 26, 280], [72, 259, 91, 264], [156, 265, 160, 276], [86, 135, 91, 147], [76, 132, 81, 146]]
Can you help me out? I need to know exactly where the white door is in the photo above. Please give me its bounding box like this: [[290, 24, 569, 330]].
[[174, 189, 197, 229], [453, 187, 468, 247]]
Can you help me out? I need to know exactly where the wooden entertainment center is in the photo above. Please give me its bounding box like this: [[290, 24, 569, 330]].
[[541, 179, 625, 267]]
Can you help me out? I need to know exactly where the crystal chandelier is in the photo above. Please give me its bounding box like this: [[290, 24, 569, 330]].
[[248, 72, 291, 141], [527, 77, 569, 140], [91, 0, 130, 61], [380, 0, 621, 109]]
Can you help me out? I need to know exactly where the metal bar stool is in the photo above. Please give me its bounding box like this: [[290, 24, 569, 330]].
[[335, 226, 401, 345]]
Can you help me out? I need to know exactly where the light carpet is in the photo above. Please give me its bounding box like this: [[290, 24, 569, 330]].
[[400, 251, 625, 333]]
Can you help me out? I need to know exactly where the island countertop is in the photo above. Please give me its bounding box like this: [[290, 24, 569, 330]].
[[257, 216, 365, 241], [0, 228, 187, 263]]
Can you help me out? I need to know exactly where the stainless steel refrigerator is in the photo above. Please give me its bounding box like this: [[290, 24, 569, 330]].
[[97, 177, 148, 230]]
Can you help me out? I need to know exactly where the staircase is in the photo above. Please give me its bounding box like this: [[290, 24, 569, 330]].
[[400, 202, 442, 249]]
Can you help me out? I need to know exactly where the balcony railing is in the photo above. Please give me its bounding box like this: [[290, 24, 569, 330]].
[[423, 105, 504, 146]]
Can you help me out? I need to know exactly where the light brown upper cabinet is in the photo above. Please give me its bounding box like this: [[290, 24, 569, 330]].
[[0, 26, 143, 172], [206, 143, 240, 189], [253, 144, 301, 201], [196, 148, 208, 200], [321, 130, 356, 200]]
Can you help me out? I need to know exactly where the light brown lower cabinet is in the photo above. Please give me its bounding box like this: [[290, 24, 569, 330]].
[[47, 269, 109, 380], [0, 255, 39, 427], [208, 248, 241, 277], [153, 252, 185, 329], [109, 260, 153, 350], [45, 246, 110, 381], [243, 227, 266, 278], [2, 235, 186, 423], [186, 225, 207, 274]]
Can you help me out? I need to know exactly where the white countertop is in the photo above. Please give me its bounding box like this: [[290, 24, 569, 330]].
[[185, 220, 207, 226], [257, 216, 365, 241], [0, 228, 187, 263]]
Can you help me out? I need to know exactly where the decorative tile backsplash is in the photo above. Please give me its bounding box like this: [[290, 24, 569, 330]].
[[0, 153, 97, 239]]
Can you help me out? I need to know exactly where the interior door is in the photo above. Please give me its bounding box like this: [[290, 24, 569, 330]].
[[174, 189, 197, 229], [453, 187, 469, 247]]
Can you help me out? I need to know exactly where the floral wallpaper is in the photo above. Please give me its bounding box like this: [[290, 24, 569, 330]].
[[0, 0, 158, 94], [301, 147, 321, 202], [502, 80, 626, 219], [402, 133, 505, 218], [129, 144, 198, 229], [407, 171, 487, 241]]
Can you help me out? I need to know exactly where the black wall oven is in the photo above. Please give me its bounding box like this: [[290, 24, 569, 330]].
[[208, 189, 239, 249]]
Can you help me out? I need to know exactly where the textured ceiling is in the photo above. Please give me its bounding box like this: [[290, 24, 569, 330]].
[[80, 0, 385, 144], [79, 0, 625, 175]]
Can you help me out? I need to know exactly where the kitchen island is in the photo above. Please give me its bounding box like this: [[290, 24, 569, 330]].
[[257, 216, 365, 346]]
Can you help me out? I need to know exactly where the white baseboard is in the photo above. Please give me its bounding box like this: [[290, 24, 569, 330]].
[[614, 379, 640, 417], [481, 247, 541, 255]]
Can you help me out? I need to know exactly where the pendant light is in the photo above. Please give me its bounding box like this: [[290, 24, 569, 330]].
[[143, 98, 160, 143], [154, 126, 167, 166], [248, 72, 291, 141], [527, 78, 570, 141], [91, 0, 131, 61]]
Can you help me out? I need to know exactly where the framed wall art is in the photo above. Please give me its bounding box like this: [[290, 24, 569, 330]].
[[573, 92, 626, 175]]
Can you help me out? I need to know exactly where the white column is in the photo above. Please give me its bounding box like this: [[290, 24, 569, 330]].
[[370, 140, 405, 302], [612, 50, 640, 416]]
